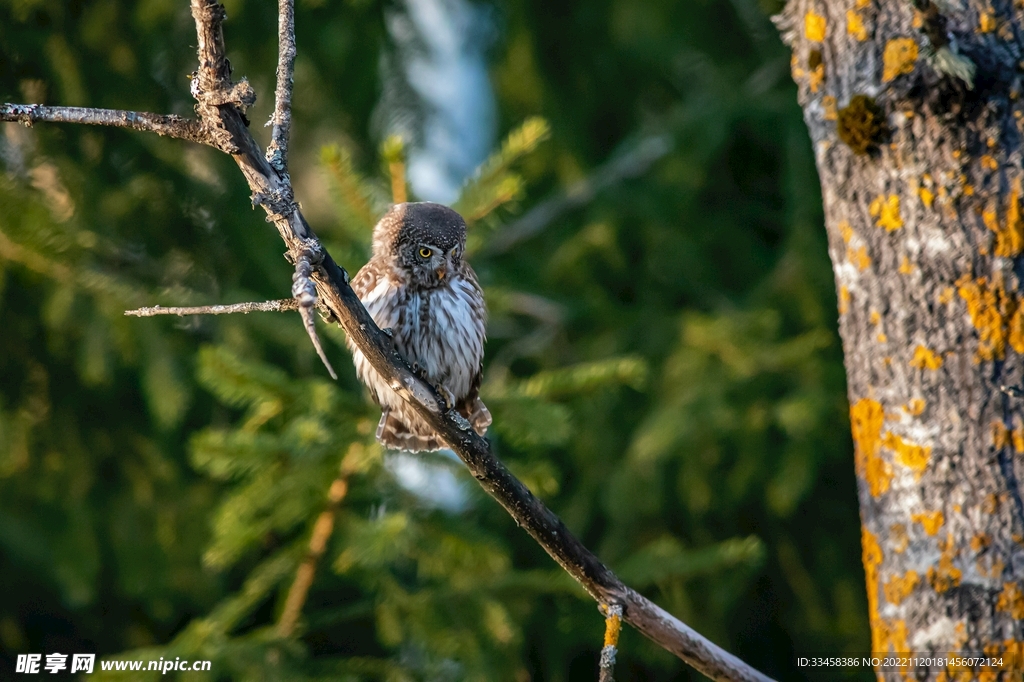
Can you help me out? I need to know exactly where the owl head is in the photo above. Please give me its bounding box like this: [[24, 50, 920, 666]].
[[373, 202, 468, 288]]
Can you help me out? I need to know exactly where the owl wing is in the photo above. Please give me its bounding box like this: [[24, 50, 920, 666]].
[[349, 259, 382, 300]]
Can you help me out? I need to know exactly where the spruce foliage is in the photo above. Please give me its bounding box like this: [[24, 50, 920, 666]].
[[0, 0, 867, 680]]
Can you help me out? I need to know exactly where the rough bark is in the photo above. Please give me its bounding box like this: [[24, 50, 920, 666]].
[[777, 0, 1024, 678]]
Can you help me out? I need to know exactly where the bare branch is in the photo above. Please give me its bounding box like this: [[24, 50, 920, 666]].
[[8, 3, 773, 679], [124, 299, 299, 317], [598, 603, 622, 682], [0, 104, 208, 145], [484, 134, 673, 255], [266, 0, 297, 171]]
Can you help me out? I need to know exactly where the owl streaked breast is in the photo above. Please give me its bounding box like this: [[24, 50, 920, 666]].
[[348, 202, 491, 452]]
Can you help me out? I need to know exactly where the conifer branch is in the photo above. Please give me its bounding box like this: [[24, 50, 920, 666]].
[[0, 104, 208, 144], [4, 3, 775, 680], [277, 455, 357, 638], [125, 299, 300, 317]]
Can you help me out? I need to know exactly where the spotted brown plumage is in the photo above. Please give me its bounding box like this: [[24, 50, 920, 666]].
[[348, 202, 491, 452]]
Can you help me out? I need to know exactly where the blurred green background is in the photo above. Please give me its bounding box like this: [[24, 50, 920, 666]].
[[0, 0, 870, 679]]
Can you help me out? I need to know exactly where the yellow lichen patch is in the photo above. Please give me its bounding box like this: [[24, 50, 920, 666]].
[[938, 287, 954, 305], [891, 523, 909, 553], [849, 244, 872, 271], [1010, 305, 1024, 354], [956, 275, 1017, 361], [883, 571, 920, 605], [996, 582, 1024, 619], [884, 431, 931, 478], [870, 310, 881, 325], [851, 398, 892, 496], [983, 179, 1024, 258], [862, 526, 886, 654], [1014, 426, 1024, 453], [805, 11, 827, 41], [983, 493, 1000, 514], [977, 555, 1005, 578], [877, 333, 888, 343], [846, 10, 868, 41], [808, 64, 825, 93], [992, 421, 1010, 449], [822, 95, 838, 121], [870, 194, 903, 231], [971, 533, 992, 552], [898, 255, 914, 274], [910, 345, 943, 369], [982, 154, 999, 171], [1004, 640, 1024, 668], [874, 618, 911, 660], [839, 285, 850, 315], [919, 185, 935, 208], [905, 398, 926, 415], [911, 510, 944, 536], [855, 0, 870, 6], [979, 10, 996, 33], [928, 534, 962, 593], [839, 220, 854, 242], [882, 38, 919, 82]]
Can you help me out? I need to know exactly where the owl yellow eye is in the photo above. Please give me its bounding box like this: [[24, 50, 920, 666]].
[[418, 247, 433, 258]]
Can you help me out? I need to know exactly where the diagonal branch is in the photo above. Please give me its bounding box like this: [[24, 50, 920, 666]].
[[2, 2, 775, 680], [266, 0, 297, 171], [0, 104, 209, 145]]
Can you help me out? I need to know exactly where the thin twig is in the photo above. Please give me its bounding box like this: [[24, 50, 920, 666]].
[[483, 134, 673, 255], [0, 104, 209, 145], [124, 299, 299, 317], [599, 603, 623, 682], [266, 0, 296, 171], [277, 452, 357, 638], [6, 3, 775, 679]]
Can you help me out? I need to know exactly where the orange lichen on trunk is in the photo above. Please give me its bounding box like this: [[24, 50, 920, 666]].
[[883, 571, 920, 606], [904, 398, 926, 415], [884, 432, 931, 476], [910, 345, 943, 369], [911, 510, 944, 536], [870, 194, 904, 231], [805, 11, 827, 41], [891, 523, 909, 553], [928, 534, 963, 593], [846, 10, 867, 41], [996, 582, 1024, 619], [982, 179, 1024, 258], [862, 527, 887, 654], [882, 38, 919, 82], [849, 244, 871, 271], [956, 275, 1021, 361], [851, 398, 892, 496]]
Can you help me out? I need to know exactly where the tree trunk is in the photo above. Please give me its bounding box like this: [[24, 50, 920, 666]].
[[776, 0, 1024, 678]]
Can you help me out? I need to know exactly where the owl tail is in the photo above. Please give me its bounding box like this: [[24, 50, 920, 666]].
[[376, 408, 445, 452], [376, 396, 492, 453]]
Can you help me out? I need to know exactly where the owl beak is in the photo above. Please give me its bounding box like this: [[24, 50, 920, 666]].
[[436, 266, 446, 280]]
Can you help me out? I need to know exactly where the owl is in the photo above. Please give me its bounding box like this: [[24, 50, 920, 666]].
[[348, 201, 491, 452]]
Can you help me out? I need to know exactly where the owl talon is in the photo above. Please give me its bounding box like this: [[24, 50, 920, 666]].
[[436, 384, 456, 411]]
